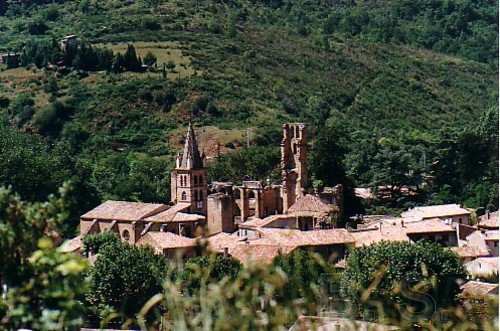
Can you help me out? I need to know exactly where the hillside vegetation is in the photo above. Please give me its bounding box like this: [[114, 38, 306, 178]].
[[0, 0, 497, 231]]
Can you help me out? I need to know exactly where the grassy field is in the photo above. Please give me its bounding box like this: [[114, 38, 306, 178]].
[[97, 41, 198, 77]]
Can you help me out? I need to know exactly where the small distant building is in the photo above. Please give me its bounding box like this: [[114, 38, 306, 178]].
[[401, 204, 471, 224], [61, 35, 78, 53], [0, 52, 20, 67], [478, 210, 499, 230], [460, 280, 498, 299], [465, 257, 499, 279]]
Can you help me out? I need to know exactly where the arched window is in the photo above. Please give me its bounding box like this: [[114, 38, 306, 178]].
[[122, 229, 130, 241], [248, 190, 255, 199], [295, 126, 300, 138], [198, 175, 203, 185], [181, 191, 187, 201], [194, 175, 198, 185], [293, 143, 297, 154]]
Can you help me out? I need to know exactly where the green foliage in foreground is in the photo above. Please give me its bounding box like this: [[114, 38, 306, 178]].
[[0, 188, 496, 330], [85, 239, 168, 325], [341, 241, 467, 323]]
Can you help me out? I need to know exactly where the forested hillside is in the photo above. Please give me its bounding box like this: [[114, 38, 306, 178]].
[[0, 0, 497, 235]]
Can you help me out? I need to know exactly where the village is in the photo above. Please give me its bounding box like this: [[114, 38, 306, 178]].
[[61, 122, 499, 305]]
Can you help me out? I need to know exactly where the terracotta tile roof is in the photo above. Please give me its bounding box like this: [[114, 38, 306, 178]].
[[350, 225, 409, 247], [450, 245, 491, 259], [257, 228, 355, 247], [228, 243, 296, 264], [469, 257, 499, 270], [136, 231, 197, 252], [206, 232, 243, 251], [81, 200, 168, 221], [144, 203, 191, 222], [401, 204, 470, 221], [478, 211, 499, 230], [239, 215, 296, 229], [171, 212, 205, 223], [403, 218, 455, 234], [483, 230, 499, 241], [59, 235, 83, 253], [460, 281, 498, 298], [287, 194, 337, 215]]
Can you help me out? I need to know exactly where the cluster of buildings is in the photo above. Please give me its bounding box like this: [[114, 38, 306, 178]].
[[62, 122, 498, 283]]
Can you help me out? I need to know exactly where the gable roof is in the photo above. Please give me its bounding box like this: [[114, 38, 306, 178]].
[[257, 228, 355, 247], [287, 194, 337, 215], [228, 243, 296, 264], [460, 281, 499, 298], [144, 203, 192, 222], [478, 211, 499, 229], [136, 231, 197, 253], [450, 245, 491, 259], [350, 224, 409, 247], [401, 204, 471, 221], [178, 123, 204, 169], [403, 218, 456, 234], [81, 201, 168, 221]]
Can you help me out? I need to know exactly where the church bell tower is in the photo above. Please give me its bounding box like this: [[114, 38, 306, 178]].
[[281, 123, 308, 212], [170, 123, 208, 215]]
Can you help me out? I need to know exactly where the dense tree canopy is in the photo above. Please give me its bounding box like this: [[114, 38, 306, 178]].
[[340, 241, 467, 323]]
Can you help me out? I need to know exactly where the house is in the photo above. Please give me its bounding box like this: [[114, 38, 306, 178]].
[[401, 204, 471, 224], [478, 210, 498, 230], [465, 257, 499, 279], [61, 35, 78, 53], [460, 281, 498, 299], [466, 230, 498, 257]]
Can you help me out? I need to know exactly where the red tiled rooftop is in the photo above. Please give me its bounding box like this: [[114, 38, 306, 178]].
[[287, 194, 337, 215], [401, 204, 471, 221], [257, 228, 355, 247], [478, 211, 499, 230], [460, 281, 498, 298], [450, 245, 491, 259], [229, 243, 296, 264], [403, 218, 455, 234], [144, 203, 191, 222], [136, 231, 197, 252], [81, 200, 168, 221]]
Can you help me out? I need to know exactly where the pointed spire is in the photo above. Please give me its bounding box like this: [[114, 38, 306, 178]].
[[178, 122, 204, 169]]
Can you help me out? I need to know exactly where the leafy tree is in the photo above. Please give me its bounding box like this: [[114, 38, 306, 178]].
[[0, 124, 71, 202], [86, 240, 167, 323], [165, 59, 176, 72], [0, 183, 72, 287], [272, 249, 335, 301], [340, 241, 467, 323], [83, 232, 121, 256], [143, 51, 157, 67], [179, 254, 242, 293], [370, 144, 422, 206], [0, 238, 88, 330]]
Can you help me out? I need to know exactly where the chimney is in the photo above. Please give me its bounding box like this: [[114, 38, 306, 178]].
[[223, 247, 229, 256]]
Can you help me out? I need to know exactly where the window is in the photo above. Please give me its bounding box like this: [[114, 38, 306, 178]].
[[293, 143, 297, 154], [194, 176, 198, 185], [122, 229, 130, 241], [295, 126, 300, 138], [181, 191, 187, 200], [194, 190, 199, 201], [198, 190, 203, 201], [198, 175, 203, 185]]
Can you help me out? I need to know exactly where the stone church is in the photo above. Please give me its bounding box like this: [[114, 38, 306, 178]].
[[66, 122, 344, 259]]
